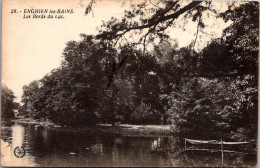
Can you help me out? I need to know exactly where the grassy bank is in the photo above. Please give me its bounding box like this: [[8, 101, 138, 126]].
[[96, 124, 174, 136]]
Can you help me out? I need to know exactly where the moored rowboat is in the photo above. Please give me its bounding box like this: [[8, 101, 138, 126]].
[[186, 138, 249, 145]]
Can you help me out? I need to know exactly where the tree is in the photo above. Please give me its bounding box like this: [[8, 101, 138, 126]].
[[1, 85, 16, 119], [129, 52, 163, 124], [219, 2, 258, 140], [21, 80, 40, 118]]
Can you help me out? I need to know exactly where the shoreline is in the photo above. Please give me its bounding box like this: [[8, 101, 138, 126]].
[[7, 118, 175, 137], [3, 118, 257, 142]]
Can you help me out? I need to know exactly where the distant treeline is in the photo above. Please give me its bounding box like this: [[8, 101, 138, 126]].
[[3, 2, 257, 141]]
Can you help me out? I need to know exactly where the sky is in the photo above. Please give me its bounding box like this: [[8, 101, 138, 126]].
[[2, 0, 232, 102]]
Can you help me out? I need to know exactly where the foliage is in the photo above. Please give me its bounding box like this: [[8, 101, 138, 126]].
[[21, 80, 40, 118], [19, 1, 258, 141], [131, 101, 160, 125], [1, 85, 16, 119], [93, 1, 210, 45]]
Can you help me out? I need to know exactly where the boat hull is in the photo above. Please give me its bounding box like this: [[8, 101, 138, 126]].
[[186, 139, 249, 145]]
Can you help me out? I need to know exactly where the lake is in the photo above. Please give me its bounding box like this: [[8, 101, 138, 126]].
[[1, 121, 257, 167]]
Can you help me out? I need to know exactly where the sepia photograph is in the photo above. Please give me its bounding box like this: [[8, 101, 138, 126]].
[[1, 0, 258, 167]]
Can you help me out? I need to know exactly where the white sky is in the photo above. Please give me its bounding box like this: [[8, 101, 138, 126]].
[[2, 0, 232, 102]]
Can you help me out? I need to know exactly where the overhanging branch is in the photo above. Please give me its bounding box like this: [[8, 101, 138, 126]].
[[97, 1, 202, 40]]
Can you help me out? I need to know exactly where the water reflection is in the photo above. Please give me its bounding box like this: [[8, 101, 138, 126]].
[[1, 122, 37, 166], [0, 121, 257, 167]]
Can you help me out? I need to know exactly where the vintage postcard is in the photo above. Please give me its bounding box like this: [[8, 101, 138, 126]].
[[1, 0, 258, 167]]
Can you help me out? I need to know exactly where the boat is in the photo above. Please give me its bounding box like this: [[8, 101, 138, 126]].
[[186, 138, 249, 145]]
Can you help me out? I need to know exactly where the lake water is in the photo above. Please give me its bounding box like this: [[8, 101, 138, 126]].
[[1, 121, 257, 167]]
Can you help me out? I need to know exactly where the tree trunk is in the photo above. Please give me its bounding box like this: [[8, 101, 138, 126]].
[[110, 84, 116, 127], [163, 115, 167, 125], [111, 118, 115, 126]]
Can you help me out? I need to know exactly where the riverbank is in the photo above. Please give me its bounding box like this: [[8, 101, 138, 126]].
[[9, 118, 174, 137], [10, 118, 55, 126]]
